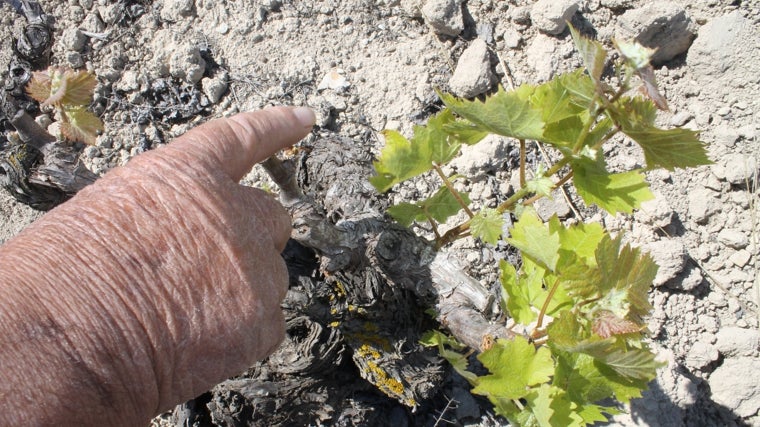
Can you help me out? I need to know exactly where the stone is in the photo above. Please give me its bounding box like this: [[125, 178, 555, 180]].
[[202, 74, 228, 104], [709, 357, 760, 418], [317, 68, 351, 92], [449, 39, 494, 98], [62, 28, 87, 52], [160, 0, 195, 21], [169, 45, 206, 85], [526, 34, 558, 82], [450, 134, 509, 176], [669, 111, 693, 127], [684, 340, 719, 370], [503, 28, 522, 49], [722, 153, 758, 185], [534, 192, 571, 220], [729, 250, 751, 268], [687, 187, 719, 224], [688, 11, 754, 77], [644, 239, 686, 287], [80, 11, 105, 33], [421, 0, 463, 36], [617, 4, 696, 64], [530, 0, 579, 35], [715, 327, 760, 357], [717, 229, 749, 250], [635, 192, 673, 228]]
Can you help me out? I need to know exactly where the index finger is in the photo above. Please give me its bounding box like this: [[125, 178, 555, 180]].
[[173, 106, 315, 182]]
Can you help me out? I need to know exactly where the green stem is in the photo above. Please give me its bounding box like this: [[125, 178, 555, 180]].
[[519, 139, 526, 188], [572, 103, 599, 155], [535, 278, 561, 331], [433, 163, 474, 218]]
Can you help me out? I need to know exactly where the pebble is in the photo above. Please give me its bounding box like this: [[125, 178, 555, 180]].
[[421, 0, 464, 36], [729, 250, 751, 268], [617, 3, 696, 64], [160, 0, 195, 21], [448, 39, 494, 98], [529, 0, 579, 35], [687, 187, 720, 224], [635, 192, 674, 228], [722, 153, 758, 185], [644, 239, 686, 287], [684, 340, 719, 370], [80, 11, 105, 33], [669, 111, 693, 127], [717, 229, 749, 250], [526, 34, 558, 82], [534, 193, 571, 220], [62, 28, 87, 52], [202, 73, 228, 104], [502, 28, 522, 49], [687, 11, 752, 78], [317, 68, 351, 92], [66, 52, 84, 68], [715, 326, 760, 357], [450, 134, 509, 176], [708, 357, 760, 418], [169, 45, 206, 85]]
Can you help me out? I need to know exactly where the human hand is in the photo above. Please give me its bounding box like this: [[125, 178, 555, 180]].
[[0, 106, 315, 425]]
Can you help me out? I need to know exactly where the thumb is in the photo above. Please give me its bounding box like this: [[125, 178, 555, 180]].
[[172, 106, 315, 182]]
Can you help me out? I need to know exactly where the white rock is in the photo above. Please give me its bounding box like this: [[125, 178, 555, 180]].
[[644, 239, 686, 287], [169, 45, 206, 85], [729, 250, 751, 268], [202, 74, 228, 104], [715, 327, 760, 357], [530, 0, 579, 35], [722, 153, 758, 185], [717, 229, 749, 250], [688, 11, 753, 77], [62, 28, 87, 52], [617, 4, 696, 64], [709, 357, 760, 417], [317, 68, 351, 92], [449, 39, 494, 98], [160, 0, 195, 21], [503, 28, 522, 49], [421, 0, 463, 36], [687, 187, 719, 224], [450, 134, 509, 176], [684, 340, 719, 370], [526, 34, 558, 82], [115, 70, 139, 92], [635, 192, 673, 228]]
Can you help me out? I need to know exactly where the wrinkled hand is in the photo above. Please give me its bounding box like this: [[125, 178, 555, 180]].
[[0, 106, 315, 425]]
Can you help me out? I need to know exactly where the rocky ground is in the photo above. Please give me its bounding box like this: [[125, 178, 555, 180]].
[[1, 0, 759, 426]]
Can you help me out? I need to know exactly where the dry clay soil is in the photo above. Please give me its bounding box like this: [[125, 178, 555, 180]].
[[1, 0, 760, 426]]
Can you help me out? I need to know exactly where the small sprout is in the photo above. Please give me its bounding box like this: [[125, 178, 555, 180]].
[[26, 67, 104, 145]]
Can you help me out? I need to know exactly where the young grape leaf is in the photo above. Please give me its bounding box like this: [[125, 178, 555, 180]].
[[585, 346, 663, 382], [370, 130, 433, 192], [61, 107, 103, 145], [624, 127, 711, 171], [473, 336, 554, 400], [422, 109, 461, 165], [58, 69, 98, 106], [26, 71, 52, 103], [527, 384, 586, 427], [531, 75, 587, 124], [592, 310, 642, 339], [571, 156, 654, 215], [595, 235, 657, 323], [557, 221, 605, 264], [500, 259, 543, 324], [525, 171, 556, 198], [554, 350, 648, 405], [470, 208, 503, 244], [636, 65, 669, 111], [439, 85, 545, 141], [420, 330, 479, 383], [557, 70, 597, 108], [569, 25, 607, 84], [614, 39, 655, 71], [386, 203, 426, 227], [543, 115, 584, 148], [442, 118, 490, 145], [508, 209, 561, 271], [387, 186, 469, 226]]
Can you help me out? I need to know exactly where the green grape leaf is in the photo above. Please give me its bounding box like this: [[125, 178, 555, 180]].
[[571, 156, 654, 215], [420, 330, 479, 383], [500, 260, 541, 324], [595, 235, 657, 323], [527, 384, 586, 427], [424, 109, 461, 164], [439, 85, 545, 140], [421, 186, 470, 224], [531, 75, 587, 124], [473, 336, 554, 400], [569, 25, 607, 84], [470, 208, 503, 244], [442, 118, 490, 145], [624, 127, 711, 171], [61, 107, 103, 145], [543, 115, 584, 148], [508, 209, 561, 271], [557, 221, 605, 264], [585, 346, 663, 382], [525, 172, 556, 198], [387, 203, 426, 227], [370, 130, 432, 192], [553, 349, 649, 404], [614, 38, 655, 71], [558, 70, 597, 107]]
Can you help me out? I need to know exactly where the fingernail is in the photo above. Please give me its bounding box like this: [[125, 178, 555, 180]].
[[293, 106, 316, 128]]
